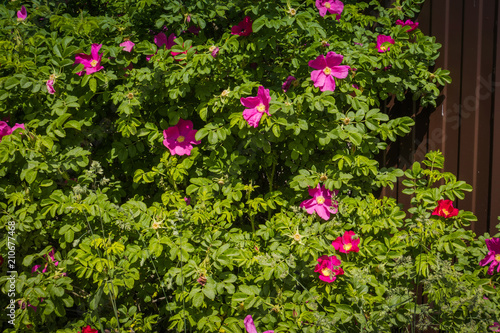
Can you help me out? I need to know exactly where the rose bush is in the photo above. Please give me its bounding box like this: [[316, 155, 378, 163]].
[[0, 0, 498, 332]]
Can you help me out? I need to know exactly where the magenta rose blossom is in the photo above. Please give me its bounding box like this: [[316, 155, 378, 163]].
[[0, 121, 25, 142], [209, 46, 219, 57], [490, 323, 500, 332], [315, 0, 343, 20], [17, 5, 27, 21], [120, 41, 135, 52], [282, 76, 296, 92], [396, 19, 419, 32], [308, 51, 350, 92], [231, 16, 253, 36], [74, 44, 104, 76], [0, 122, 12, 141], [154, 32, 176, 49], [479, 238, 500, 275], [376, 35, 395, 53], [240, 86, 271, 128], [431, 199, 459, 218], [162, 119, 201, 156], [332, 231, 360, 253], [46, 80, 56, 94], [314, 255, 344, 283], [244, 315, 274, 333], [300, 184, 338, 220]]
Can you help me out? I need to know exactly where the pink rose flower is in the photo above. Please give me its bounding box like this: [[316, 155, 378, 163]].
[[431, 199, 459, 218], [0, 121, 25, 142], [479, 238, 500, 275], [120, 41, 135, 52], [314, 255, 344, 283], [376, 35, 395, 53], [240, 86, 271, 128], [244, 315, 274, 333], [154, 32, 176, 49], [300, 184, 338, 220], [74, 44, 104, 76], [332, 231, 360, 253], [17, 6, 27, 21], [395, 19, 419, 32], [209, 46, 219, 57], [187, 25, 201, 35], [308, 51, 350, 92], [162, 119, 201, 156], [231, 16, 253, 36], [490, 322, 500, 332], [46, 80, 56, 94], [282, 76, 296, 92], [315, 0, 343, 20]]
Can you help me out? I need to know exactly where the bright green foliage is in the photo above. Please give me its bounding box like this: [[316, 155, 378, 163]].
[[0, 0, 498, 332]]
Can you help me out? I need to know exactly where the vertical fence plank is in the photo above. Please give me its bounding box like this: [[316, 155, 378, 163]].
[[489, 0, 500, 234]]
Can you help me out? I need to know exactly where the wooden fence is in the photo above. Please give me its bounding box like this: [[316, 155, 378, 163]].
[[381, 0, 500, 236]]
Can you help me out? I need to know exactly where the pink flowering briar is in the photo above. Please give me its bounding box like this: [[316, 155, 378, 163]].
[[244, 315, 274, 333], [17, 6, 27, 21], [231, 16, 253, 36], [240, 86, 271, 128], [162, 119, 201, 156], [315, 0, 343, 20], [431, 199, 459, 218], [300, 184, 338, 220], [120, 40, 135, 52], [376, 35, 395, 53], [0, 121, 25, 142], [308, 51, 350, 92], [282, 76, 296, 92], [332, 231, 360, 253], [396, 19, 419, 32], [74, 44, 104, 76], [184, 197, 191, 205], [314, 255, 344, 283], [46, 80, 55, 94], [480, 238, 500, 275]]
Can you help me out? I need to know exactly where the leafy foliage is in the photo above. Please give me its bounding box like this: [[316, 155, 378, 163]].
[[1, 0, 498, 332]]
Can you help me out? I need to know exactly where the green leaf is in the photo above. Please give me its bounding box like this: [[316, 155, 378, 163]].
[[89, 77, 97, 92], [252, 15, 267, 33], [4, 77, 20, 90]]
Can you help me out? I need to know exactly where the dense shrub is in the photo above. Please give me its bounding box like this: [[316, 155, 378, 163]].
[[0, 0, 498, 332]]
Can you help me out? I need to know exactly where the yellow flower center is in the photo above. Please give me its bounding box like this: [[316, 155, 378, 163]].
[[324, 2, 331, 8], [221, 89, 230, 97], [177, 136, 185, 143], [256, 104, 266, 112], [316, 196, 325, 204], [209, 45, 216, 52], [321, 268, 331, 276], [343, 243, 352, 251], [442, 208, 449, 216], [289, 8, 296, 16], [152, 222, 160, 230], [380, 46, 387, 52], [293, 233, 301, 241], [495, 254, 500, 262], [90, 60, 98, 67], [323, 67, 332, 75]]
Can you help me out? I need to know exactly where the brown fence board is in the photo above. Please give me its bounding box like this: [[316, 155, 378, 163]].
[[385, 0, 500, 234], [489, 0, 500, 235]]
